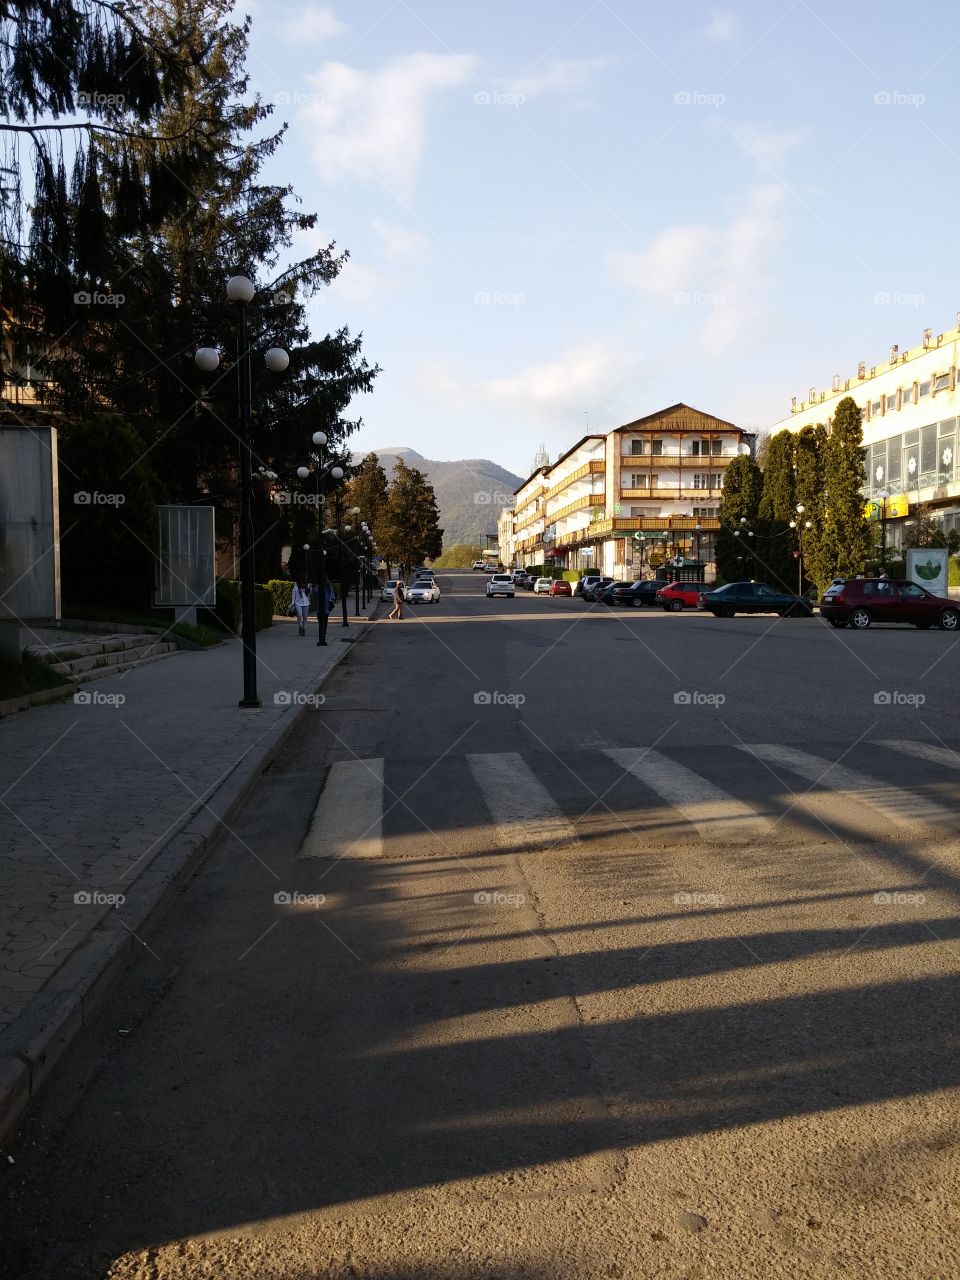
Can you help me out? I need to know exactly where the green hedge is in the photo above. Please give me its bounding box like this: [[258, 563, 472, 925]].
[[263, 578, 345, 617], [950, 558, 960, 587], [199, 578, 272, 633]]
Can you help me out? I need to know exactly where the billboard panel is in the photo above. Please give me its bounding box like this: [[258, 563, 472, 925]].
[[906, 547, 948, 597], [0, 426, 60, 621], [154, 505, 216, 607]]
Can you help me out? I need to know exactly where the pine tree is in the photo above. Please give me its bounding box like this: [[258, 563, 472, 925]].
[[716, 454, 762, 582], [757, 429, 798, 590], [380, 459, 443, 572], [820, 397, 871, 583], [794, 423, 829, 590]]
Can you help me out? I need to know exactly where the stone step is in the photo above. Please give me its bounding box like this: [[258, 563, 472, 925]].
[[53, 640, 179, 679], [70, 647, 182, 684], [26, 632, 164, 665]]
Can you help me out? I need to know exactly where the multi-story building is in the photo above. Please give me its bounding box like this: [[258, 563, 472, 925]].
[[496, 505, 515, 569], [502, 404, 754, 575], [774, 320, 960, 548]]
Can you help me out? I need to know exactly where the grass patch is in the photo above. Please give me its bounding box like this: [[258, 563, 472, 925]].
[[170, 621, 223, 648], [63, 604, 223, 647], [0, 653, 68, 700]]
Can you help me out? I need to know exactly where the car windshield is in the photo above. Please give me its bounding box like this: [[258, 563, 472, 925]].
[[386, 581, 397, 588]]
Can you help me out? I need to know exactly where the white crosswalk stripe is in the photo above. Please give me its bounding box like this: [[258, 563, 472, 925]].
[[604, 747, 774, 843], [300, 758, 384, 859], [878, 739, 960, 770], [738, 743, 956, 831], [466, 752, 580, 850]]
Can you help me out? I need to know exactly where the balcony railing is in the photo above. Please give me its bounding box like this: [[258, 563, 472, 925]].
[[547, 459, 605, 498], [547, 491, 605, 522]]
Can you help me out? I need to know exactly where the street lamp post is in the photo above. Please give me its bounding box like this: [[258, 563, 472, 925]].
[[694, 521, 702, 566], [348, 507, 362, 615], [298, 435, 342, 646], [195, 274, 288, 708], [877, 488, 890, 569]]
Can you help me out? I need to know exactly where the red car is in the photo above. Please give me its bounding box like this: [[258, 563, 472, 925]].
[[820, 578, 960, 630], [549, 579, 572, 596], [656, 580, 707, 611]]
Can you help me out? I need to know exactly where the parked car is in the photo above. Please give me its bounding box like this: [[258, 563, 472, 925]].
[[533, 577, 553, 594], [581, 576, 614, 602], [610, 580, 661, 607], [520, 572, 537, 590], [406, 580, 440, 603], [819, 578, 960, 630], [549, 579, 572, 596], [472, 561, 487, 571], [595, 580, 628, 605], [698, 581, 814, 618], [381, 580, 399, 601], [657, 580, 708, 611], [574, 574, 603, 598], [486, 573, 515, 598]]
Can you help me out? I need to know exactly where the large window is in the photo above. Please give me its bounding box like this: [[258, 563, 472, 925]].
[[939, 419, 956, 483], [712, 438, 722, 455], [886, 434, 902, 486], [630, 473, 645, 488], [630, 439, 644, 455], [935, 372, 951, 392], [691, 438, 709, 456], [651, 439, 663, 456], [903, 386, 913, 405], [921, 423, 937, 485], [903, 430, 919, 486]]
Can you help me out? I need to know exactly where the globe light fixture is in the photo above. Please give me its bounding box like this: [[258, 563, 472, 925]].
[[264, 347, 290, 373], [296, 466, 310, 480], [194, 347, 220, 373], [226, 274, 255, 304], [330, 466, 344, 481], [312, 431, 327, 447]]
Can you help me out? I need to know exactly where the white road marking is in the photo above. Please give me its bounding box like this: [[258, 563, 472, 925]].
[[739, 743, 956, 831], [878, 739, 960, 770], [467, 752, 580, 849], [604, 747, 773, 842], [300, 758, 384, 859]]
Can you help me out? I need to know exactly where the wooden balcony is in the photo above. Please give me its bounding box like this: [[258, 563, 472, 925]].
[[548, 491, 605, 522], [548, 459, 605, 498]]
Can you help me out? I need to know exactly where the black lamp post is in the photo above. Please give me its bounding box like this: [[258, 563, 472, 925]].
[[195, 274, 288, 708], [694, 521, 702, 565], [297, 436, 342, 646], [877, 488, 889, 569]]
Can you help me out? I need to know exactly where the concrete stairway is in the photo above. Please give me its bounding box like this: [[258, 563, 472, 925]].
[[25, 632, 180, 684]]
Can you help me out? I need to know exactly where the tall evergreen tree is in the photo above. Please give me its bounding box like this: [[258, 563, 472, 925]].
[[820, 397, 871, 584], [716, 454, 762, 581], [757, 429, 798, 590], [794, 423, 829, 590], [380, 459, 443, 572]]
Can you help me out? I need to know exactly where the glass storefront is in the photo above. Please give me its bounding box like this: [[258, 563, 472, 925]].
[[867, 418, 958, 496]]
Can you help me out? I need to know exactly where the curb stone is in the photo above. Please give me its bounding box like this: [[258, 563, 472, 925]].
[[0, 601, 382, 1142]]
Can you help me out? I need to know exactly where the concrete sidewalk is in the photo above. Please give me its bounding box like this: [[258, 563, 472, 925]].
[[0, 599, 381, 1136]]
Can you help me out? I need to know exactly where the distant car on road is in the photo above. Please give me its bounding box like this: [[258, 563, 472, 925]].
[[486, 574, 515, 598], [381, 580, 399, 601], [533, 577, 552, 594], [406, 580, 440, 603], [574, 574, 603, 598], [820, 578, 960, 630], [656, 580, 708, 611], [472, 561, 487, 571], [581, 576, 614, 602], [549, 579, 572, 596], [595, 580, 628, 604], [610, 580, 661, 607], [698, 581, 814, 618]]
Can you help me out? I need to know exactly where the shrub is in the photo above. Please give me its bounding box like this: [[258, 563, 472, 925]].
[[254, 586, 273, 630], [200, 578, 272, 633], [264, 579, 294, 618], [949, 558, 960, 587]]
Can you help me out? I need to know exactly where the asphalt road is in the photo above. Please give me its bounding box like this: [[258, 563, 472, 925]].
[[6, 571, 960, 1279]]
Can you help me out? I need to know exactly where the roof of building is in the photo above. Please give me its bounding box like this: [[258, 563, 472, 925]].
[[613, 402, 740, 433]]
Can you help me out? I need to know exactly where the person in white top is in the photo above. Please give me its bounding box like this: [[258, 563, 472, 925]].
[[290, 580, 311, 636]]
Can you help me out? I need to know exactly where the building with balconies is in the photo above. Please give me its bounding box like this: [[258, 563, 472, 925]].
[[510, 465, 550, 565], [773, 320, 960, 550]]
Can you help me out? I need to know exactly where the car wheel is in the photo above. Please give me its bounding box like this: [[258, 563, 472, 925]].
[[939, 609, 959, 631], [850, 608, 872, 629], [828, 619, 847, 628], [669, 599, 684, 612]]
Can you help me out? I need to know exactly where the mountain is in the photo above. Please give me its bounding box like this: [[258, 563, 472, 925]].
[[353, 446, 523, 546]]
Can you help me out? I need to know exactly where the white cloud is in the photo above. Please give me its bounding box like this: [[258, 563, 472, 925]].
[[607, 183, 786, 354], [704, 10, 738, 42], [279, 5, 346, 45], [370, 218, 430, 264], [500, 58, 609, 100], [418, 342, 637, 425], [300, 53, 477, 194], [731, 123, 808, 174]]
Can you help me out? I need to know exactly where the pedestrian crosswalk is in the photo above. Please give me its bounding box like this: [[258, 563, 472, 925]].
[[298, 738, 960, 859]]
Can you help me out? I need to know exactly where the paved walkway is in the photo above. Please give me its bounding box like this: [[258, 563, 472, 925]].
[[0, 601, 380, 1048]]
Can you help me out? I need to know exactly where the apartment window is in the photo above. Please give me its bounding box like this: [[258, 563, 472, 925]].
[[712, 438, 722, 455], [651, 439, 663, 456], [919, 380, 931, 397], [886, 394, 897, 412], [871, 400, 882, 416], [649, 473, 659, 488], [935, 373, 951, 392], [693, 506, 718, 518], [902, 385, 913, 405], [692, 473, 711, 490], [691, 438, 709, 456], [630, 439, 644, 455], [630, 473, 645, 489]]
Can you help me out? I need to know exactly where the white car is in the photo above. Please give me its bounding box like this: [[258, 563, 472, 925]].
[[533, 577, 552, 594], [486, 574, 515, 598], [381, 580, 399, 601], [406, 580, 440, 603], [472, 560, 487, 571]]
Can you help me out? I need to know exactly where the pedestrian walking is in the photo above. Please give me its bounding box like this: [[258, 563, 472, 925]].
[[290, 580, 311, 636], [388, 577, 405, 621]]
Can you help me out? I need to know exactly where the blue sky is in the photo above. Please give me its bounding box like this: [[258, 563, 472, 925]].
[[245, 0, 960, 474]]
